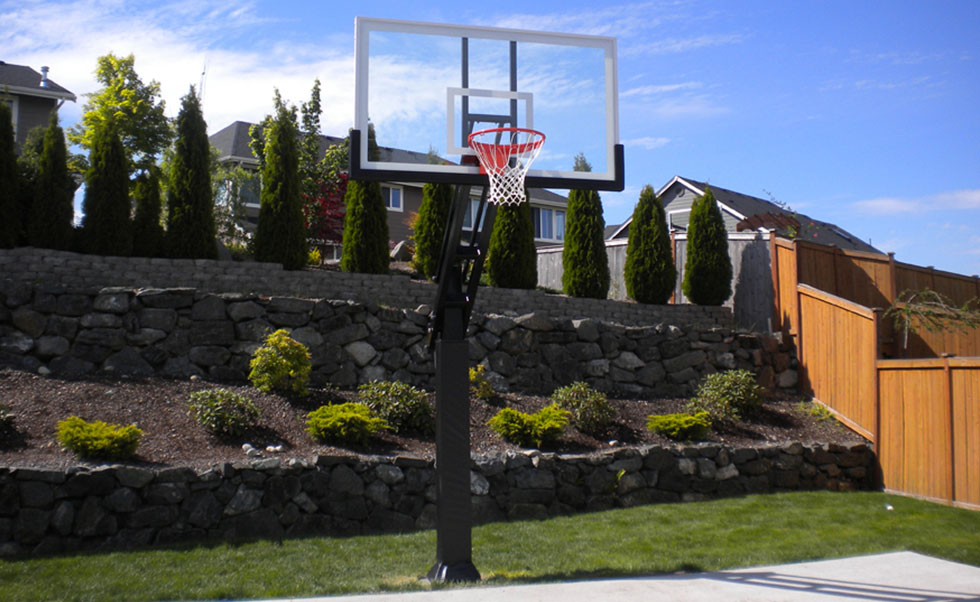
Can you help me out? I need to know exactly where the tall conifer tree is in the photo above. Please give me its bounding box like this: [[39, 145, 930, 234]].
[[411, 182, 453, 279], [82, 123, 131, 255], [167, 87, 217, 259], [682, 186, 732, 305], [624, 184, 676, 304], [562, 153, 610, 298], [488, 195, 537, 289], [132, 168, 165, 257], [254, 92, 306, 269], [0, 102, 18, 248], [31, 112, 75, 250], [340, 123, 388, 274]]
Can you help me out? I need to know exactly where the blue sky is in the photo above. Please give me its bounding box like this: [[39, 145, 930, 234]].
[[3, 0, 978, 277]]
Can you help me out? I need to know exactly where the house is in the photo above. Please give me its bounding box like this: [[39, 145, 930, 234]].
[[209, 121, 569, 257], [0, 61, 76, 152]]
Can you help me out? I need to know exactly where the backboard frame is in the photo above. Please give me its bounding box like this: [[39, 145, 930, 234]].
[[351, 17, 624, 191]]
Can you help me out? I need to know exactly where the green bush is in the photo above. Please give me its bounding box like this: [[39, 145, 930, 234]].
[[647, 411, 712, 441], [562, 154, 610, 299], [625, 184, 676, 304], [469, 365, 496, 401], [551, 381, 614, 435], [341, 179, 390, 274], [358, 380, 433, 435], [686, 369, 763, 422], [306, 403, 388, 446], [487, 198, 537, 289], [412, 182, 453, 279], [488, 404, 569, 449], [188, 388, 260, 437], [56, 416, 143, 460], [249, 329, 312, 395]]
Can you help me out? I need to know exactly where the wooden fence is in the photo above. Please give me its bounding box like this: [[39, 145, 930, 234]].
[[796, 282, 980, 509], [771, 235, 980, 358]]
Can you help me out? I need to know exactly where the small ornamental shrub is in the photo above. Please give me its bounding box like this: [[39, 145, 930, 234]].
[[686, 369, 763, 423], [188, 388, 260, 437], [0, 403, 15, 430], [488, 404, 569, 449], [647, 411, 712, 441], [307, 247, 322, 265], [249, 329, 312, 396], [469, 365, 496, 401], [358, 380, 433, 435], [56, 416, 143, 460], [306, 403, 388, 446], [551, 381, 614, 435]]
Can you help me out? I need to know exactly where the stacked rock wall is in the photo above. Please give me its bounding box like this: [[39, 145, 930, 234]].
[[0, 283, 799, 397], [0, 442, 874, 557]]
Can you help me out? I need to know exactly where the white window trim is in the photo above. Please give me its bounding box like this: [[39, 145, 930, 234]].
[[382, 184, 404, 212], [532, 205, 565, 243]]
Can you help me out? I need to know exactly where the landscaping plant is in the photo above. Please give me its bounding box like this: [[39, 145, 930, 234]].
[[0, 102, 21, 248], [56, 416, 143, 460], [551, 381, 614, 436], [187, 388, 260, 437], [488, 404, 569, 449], [469, 364, 497, 401], [686, 369, 763, 423], [306, 403, 388, 446], [487, 197, 537, 289], [412, 182, 453, 279], [562, 153, 610, 299], [249, 329, 312, 396], [31, 112, 76, 251], [81, 121, 132, 255], [682, 186, 732, 305], [647, 411, 712, 441], [624, 184, 676, 304], [357, 380, 433, 435]]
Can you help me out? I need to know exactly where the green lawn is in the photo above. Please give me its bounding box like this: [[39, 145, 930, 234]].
[[2, 491, 978, 601]]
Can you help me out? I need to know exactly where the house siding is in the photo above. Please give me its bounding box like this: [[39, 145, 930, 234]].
[[11, 95, 57, 149]]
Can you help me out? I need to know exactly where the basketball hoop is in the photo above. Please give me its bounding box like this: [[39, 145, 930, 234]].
[[467, 127, 545, 205]]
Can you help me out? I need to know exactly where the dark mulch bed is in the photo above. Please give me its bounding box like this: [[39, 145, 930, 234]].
[[0, 368, 864, 471]]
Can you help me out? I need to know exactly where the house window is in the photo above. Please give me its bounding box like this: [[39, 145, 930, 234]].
[[382, 185, 403, 212], [532, 207, 565, 242], [461, 199, 485, 231]]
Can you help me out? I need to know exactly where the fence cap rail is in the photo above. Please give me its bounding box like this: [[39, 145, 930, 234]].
[[797, 283, 878, 319], [877, 356, 980, 369]]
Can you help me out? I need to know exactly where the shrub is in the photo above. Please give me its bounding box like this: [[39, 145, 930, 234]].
[[562, 155, 610, 299], [647, 411, 712, 441], [488, 404, 569, 449], [0, 102, 19, 248], [29, 111, 75, 251], [249, 329, 312, 396], [188, 388, 260, 437], [686, 369, 763, 422], [306, 403, 388, 446], [131, 169, 165, 257], [412, 182, 453, 279], [625, 184, 676, 304], [682, 186, 732, 305], [487, 198, 537, 289], [551, 381, 614, 435], [341, 179, 390, 274], [469, 365, 496, 401], [358, 380, 433, 434], [56, 416, 143, 460], [797, 401, 836, 423], [307, 247, 322, 265]]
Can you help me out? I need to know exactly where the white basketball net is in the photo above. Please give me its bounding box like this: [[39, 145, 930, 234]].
[[467, 128, 545, 205]]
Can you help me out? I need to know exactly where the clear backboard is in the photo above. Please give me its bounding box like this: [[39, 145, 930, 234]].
[[352, 17, 623, 191]]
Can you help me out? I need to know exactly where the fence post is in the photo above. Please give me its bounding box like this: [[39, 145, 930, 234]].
[[944, 354, 955, 504], [792, 239, 802, 355], [770, 231, 780, 332], [872, 309, 883, 490]]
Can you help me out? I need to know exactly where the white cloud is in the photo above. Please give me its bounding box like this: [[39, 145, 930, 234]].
[[622, 82, 703, 97], [636, 94, 730, 119], [854, 189, 980, 215], [623, 136, 670, 150], [486, 2, 678, 38]]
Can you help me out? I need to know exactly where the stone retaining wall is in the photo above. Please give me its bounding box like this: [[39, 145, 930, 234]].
[[0, 442, 874, 557], [0, 248, 732, 329], [0, 283, 797, 397]]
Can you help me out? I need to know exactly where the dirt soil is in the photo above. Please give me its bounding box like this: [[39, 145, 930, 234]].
[[0, 368, 867, 471]]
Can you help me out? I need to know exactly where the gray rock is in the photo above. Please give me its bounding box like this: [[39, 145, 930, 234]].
[[329, 465, 364, 495], [345, 341, 377, 367], [572, 319, 600, 342], [19, 481, 54, 508], [613, 351, 645, 370], [290, 327, 323, 349], [50, 501, 74, 536], [14, 508, 50, 544], [189, 321, 235, 346], [74, 496, 117, 537], [188, 346, 231, 367], [115, 467, 156, 489], [227, 301, 264, 322], [34, 335, 69, 358], [104, 487, 141, 513], [80, 312, 123, 328], [484, 316, 516, 336], [184, 492, 223, 528], [0, 331, 34, 354], [470, 471, 490, 496], [143, 482, 188, 505], [292, 492, 318, 513], [777, 369, 799, 388], [103, 347, 154, 376], [224, 485, 263, 516], [135, 289, 195, 309], [139, 308, 178, 331], [126, 328, 167, 345], [12, 308, 47, 338], [375, 465, 404, 485], [514, 312, 553, 332], [55, 294, 92, 316], [191, 295, 227, 321], [93, 292, 130, 313], [267, 297, 315, 314], [364, 480, 390, 507]]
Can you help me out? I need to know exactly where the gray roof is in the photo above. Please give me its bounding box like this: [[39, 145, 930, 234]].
[[0, 61, 75, 100], [608, 175, 879, 254]]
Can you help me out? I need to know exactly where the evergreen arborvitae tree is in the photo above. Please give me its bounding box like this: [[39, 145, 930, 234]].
[[562, 153, 609, 298], [0, 102, 18, 248], [30, 112, 75, 250], [167, 87, 217, 259], [340, 179, 389, 274], [81, 123, 131, 255], [488, 196, 537, 289], [624, 184, 676, 304], [253, 93, 306, 270], [411, 182, 453, 279], [132, 168, 165, 257], [682, 186, 732, 305]]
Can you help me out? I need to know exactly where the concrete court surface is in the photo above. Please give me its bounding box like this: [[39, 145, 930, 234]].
[[252, 551, 980, 602]]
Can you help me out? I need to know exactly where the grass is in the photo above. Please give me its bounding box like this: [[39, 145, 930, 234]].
[[2, 491, 978, 601]]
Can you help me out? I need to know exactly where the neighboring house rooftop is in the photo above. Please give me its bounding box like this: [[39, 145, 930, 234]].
[[0, 61, 76, 101], [608, 175, 879, 254]]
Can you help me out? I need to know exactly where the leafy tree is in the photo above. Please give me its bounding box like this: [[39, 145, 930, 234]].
[[30, 112, 75, 250], [299, 80, 346, 248], [81, 123, 131, 256], [0, 102, 18, 248], [166, 87, 217, 259], [340, 179, 389, 273], [68, 53, 171, 179], [562, 153, 609, 298], [254, 92, 306, 270], [625, 184, 676, 304], [412, 182, 453, 279], [682, 186, 732, 305], [131, 167, 165, 257], [488, 195, 537, 289]]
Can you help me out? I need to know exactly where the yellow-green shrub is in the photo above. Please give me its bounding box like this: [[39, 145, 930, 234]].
[[647, 411, 712, 441], [249, 329, 312, 396], [56, 416, 143, 460], [488, 404, 569, 449], [469, 365, 496, 401], [358, 380, 433, 435], [306, 403, 388, 446], [551, 381, 614, 435], [686, 369, 763, 423]]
